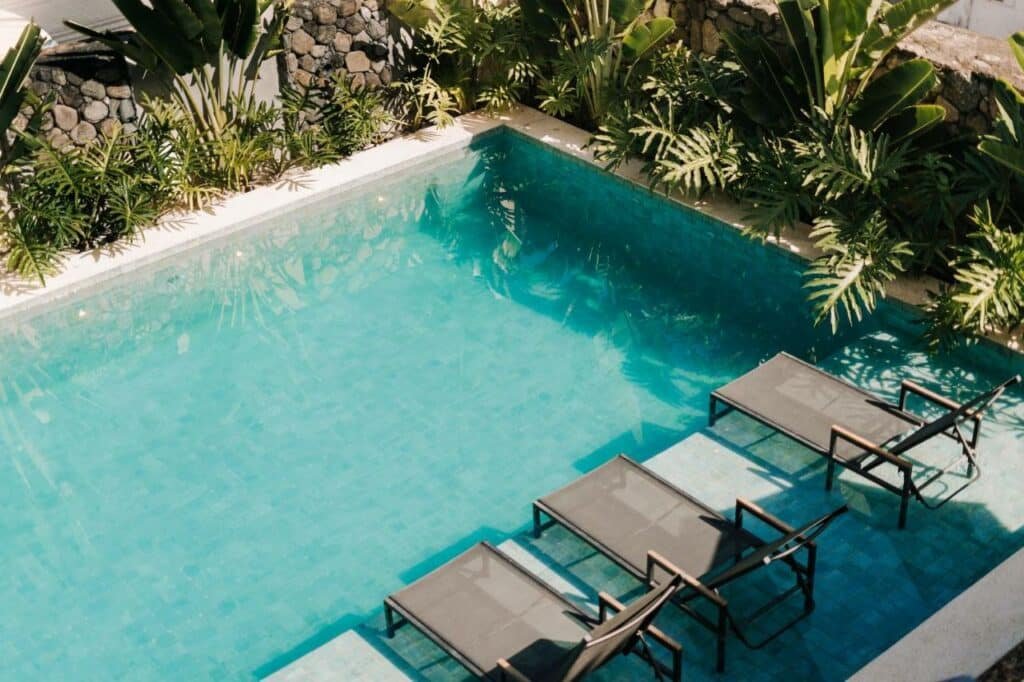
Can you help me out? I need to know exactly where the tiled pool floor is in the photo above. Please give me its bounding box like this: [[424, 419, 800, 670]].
[[272, 329, 1024, 681]]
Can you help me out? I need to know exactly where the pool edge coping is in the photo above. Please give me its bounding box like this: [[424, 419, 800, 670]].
[[849, 543, 1024, 681]]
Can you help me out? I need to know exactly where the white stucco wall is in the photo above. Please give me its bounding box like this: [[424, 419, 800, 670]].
[[2, 0, 128, 44], [939, 0, 1024, 38]]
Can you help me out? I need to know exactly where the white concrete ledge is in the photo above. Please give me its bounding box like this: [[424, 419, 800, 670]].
[[851, 545, 1024, 682]]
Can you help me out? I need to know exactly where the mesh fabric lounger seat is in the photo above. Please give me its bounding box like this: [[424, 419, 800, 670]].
[[384, 541, 684, 681], [709, 351, 1021, 528], [532, 455, 847, 673]]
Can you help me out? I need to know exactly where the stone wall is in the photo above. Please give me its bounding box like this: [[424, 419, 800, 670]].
[[280, 0, 393, 89], [656, 0, 1024, 133], [27, 42, 138, 148]]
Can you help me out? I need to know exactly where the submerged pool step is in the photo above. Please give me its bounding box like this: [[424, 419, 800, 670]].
[[259, 538, 595, 681], [262, 630, 411, 682]]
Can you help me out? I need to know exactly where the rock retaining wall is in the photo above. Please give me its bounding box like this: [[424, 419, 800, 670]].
[[280, 0, 393, 89], [27, 42, 138, 147], [658, 0, 1024, 133]]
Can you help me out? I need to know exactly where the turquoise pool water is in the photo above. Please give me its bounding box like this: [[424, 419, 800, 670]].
[[1, 129, 1021, 681]]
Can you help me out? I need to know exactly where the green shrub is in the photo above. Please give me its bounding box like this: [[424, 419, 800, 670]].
[[3, 127, 170, 281], [388, 0, 537, 128]]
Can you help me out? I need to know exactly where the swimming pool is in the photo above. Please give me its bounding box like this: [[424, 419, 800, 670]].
[[1, 127, 1021, 680]]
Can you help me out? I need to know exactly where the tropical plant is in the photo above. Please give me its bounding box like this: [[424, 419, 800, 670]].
[[591, 43, 744, 179], [280, 72, 392, 162], [525, 0, 675, 126], [925, 32, 1024, 345], [0, 21, 45, 171], [723, 0, 950, 140], [2, 127, 170, 282], [388, 0, 537, 128], [66, 0, 290, 138]]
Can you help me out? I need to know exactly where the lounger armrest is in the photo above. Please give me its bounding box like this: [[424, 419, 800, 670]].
[[497, 658, 532, 682], [644, 624, 683, 663], [735, 497, 798, 538], [646, 550, 726, 608], [599, 590, 683, 670], [598, 591, 625, 623], [899, 380, 983, 444], [899, 379, 961, 411], [830, 425, 913, 472]]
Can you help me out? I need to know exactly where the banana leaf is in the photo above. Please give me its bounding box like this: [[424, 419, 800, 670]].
[[722, 30, 801, 125], [218, 0, 260, 58], [610, 0, 646, 26], [622, 17, 675, 62], [1010, 32, 1024, 73], [850, 58, 937, 130], [778, 0, 821, 108], [0, 21, 43, 145], [63, 22, 166, 74], [67, 0, 201, 75], [880, 103, 944, 142], [860, 0, 954, 72], [388, 0, 439, 28], [979, 139, 1024, 177]]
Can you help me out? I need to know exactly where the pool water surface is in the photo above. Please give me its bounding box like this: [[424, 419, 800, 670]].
[[1, 129, 1021, 680]]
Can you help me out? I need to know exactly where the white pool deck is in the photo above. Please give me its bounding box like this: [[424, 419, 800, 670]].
[[851, 546, 1024, 681], [263, 433, 1024, 682], [2, 107, 1022, 679]]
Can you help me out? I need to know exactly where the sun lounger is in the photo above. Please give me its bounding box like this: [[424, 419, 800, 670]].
[[384, 541, 683, 681], [532, 455, 847, 672], [709, 351, 1020, 528]]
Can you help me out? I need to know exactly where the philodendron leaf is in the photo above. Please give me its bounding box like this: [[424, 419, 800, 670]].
[[851, 58, 936, 130], [979, 139, 1024, 177], [880, 103, 945, 142], [610, 0, 646, 26], [622, 18, 675, 61]]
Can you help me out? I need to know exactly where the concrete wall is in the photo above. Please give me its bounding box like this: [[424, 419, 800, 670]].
[[939, 0, 1024, 40], [27, 43, 138, 148], [279, 0, 393, 89]]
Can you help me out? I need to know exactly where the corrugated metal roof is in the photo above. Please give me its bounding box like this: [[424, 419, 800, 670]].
[[2, 0, 130, 44]]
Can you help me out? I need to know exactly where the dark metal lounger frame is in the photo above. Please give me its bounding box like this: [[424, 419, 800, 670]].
[[533, 463, 846, 673], [709, 353, 1019, 529], [383, 541, 684, 681]]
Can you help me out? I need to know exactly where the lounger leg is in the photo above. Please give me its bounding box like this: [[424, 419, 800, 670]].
[[825, 456, 836, 492], [804, 544, 817, 614], [385, 603, 396, 638], [716, 606, 728, 673], [898, 475, 911, 530], [532, 505, 542, 539], [708, 395, 718, 427]]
